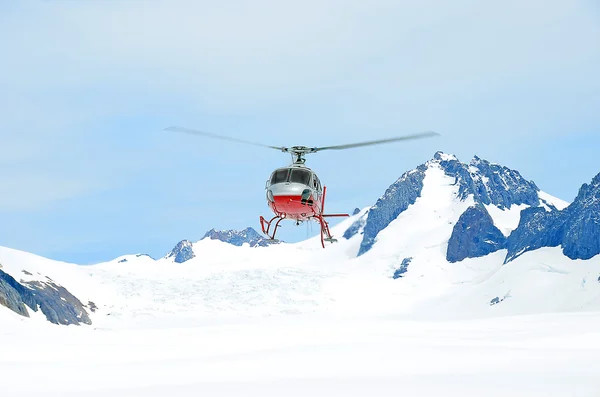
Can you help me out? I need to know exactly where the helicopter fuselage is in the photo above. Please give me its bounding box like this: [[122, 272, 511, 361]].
[[265, 163, 323, 222], [260, 162, 347, 247]]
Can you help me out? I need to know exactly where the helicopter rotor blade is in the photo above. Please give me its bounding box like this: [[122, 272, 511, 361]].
[[164, 126, 285, 151], [313, 131, 440, 151]]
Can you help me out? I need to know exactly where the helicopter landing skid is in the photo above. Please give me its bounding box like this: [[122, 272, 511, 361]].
[[315, 186, 349, 248], [315, 214, 339, 248], [259, 214, 339, 248], [260, 215, 284, 241]]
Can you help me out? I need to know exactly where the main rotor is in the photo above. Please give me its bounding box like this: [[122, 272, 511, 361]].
[[164, 126, 440, 165]]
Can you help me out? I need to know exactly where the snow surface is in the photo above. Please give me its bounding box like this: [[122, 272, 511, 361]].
[[539, 190, 571, 210], [2, 310, 600, 397], [483, 189, 569, 237], [484, 203, 529, 236], [1, 162, 599, 396]]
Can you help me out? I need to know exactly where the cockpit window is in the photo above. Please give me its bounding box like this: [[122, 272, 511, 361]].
[[313, 175, 321, 190], [289, 169, 311, 185], [270, 169, 289, 184]]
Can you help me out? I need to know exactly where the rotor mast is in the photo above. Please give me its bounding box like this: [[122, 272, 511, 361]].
[[282, 146, 317, 165]]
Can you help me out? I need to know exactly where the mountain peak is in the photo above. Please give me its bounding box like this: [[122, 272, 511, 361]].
[[346, 152, 555, 257], [442, 154, 539, 210], [574, 171, 600, 206], [164, 239, 195, 263], [433, 151, 458, 162], [202, 227, 278, 247], [469, 155, 486, 165]]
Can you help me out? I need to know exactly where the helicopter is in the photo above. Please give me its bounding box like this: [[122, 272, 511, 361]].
[[165, 126, 439, 248]]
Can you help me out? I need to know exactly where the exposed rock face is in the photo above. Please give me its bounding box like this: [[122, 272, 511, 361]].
[[392, 257, 412, 279], [0, 271, 29, 317], [447, 205, 506, 263], [504, 207, 566, 262], [87, 301, 98, 312], [343, 210, 368, 240], [353, 164, 427, 256], [165, 240, 195, 263], [505, 172, 600, 262], [561, 173, 600, 260], [23, 280, 92, 325], [0, 269, 92, 325], [436, 153, 540, 209], [202, 227, 277, 247]]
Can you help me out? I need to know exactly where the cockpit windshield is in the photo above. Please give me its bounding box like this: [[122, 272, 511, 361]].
[[270, 168, 312, 186], [289, 169, 311, 185], [270, 169, 289, 184]]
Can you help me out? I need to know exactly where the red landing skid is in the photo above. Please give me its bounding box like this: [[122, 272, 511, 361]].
[[260, 186, 349, 248]]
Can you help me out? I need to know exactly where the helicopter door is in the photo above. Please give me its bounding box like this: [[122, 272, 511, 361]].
[[313, 174, 322, 192]]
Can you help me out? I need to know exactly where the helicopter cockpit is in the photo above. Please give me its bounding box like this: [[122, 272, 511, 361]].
[[269, 168, 313, 186], [267, 167, 322, 193]]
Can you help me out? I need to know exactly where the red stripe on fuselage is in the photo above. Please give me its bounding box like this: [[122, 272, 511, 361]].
[[269, 195, 319, 220]]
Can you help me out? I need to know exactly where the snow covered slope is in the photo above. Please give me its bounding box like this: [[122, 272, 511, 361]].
[[0, 151, 598, 328], [0, 247, 107, 325], [3, 309, 600, 397], [1, 151, 600, 396], [344, 151, 569, 262]]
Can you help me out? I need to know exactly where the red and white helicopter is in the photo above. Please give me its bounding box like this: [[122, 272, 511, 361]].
[[165, 126, 439, 247]]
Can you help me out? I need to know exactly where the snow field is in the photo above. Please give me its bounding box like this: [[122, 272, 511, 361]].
[[1, 158, 599, 396], [2, 311, 600, 396]]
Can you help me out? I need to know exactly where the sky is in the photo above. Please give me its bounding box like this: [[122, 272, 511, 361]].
[[1, 0, 599, 264]]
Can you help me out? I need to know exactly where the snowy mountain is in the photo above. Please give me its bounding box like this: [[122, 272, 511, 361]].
[[0, 249, 99, 325], [0, 268, 93, 325], [334, 152, 600, 316], [2, 150, 600, 396], [506, 171, 600, 262], [202, 227, 279, 248], [164, 239, 195, 263], [162, 227, 278, 264], [344, 151, 570, 262], [0, 151, 598, 329]]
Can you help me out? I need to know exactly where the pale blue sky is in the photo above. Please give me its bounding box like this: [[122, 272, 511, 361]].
[[1, 0, 599, 264]]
